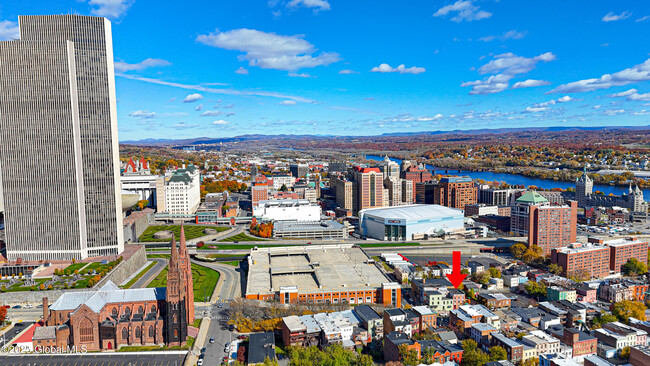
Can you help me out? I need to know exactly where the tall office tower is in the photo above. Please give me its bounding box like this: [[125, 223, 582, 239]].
[[432, 177, 478, 209], [384, 177, 402, 206], [0, 15, 123, 260], [352, 167, 384, 213], [401, 179, 414, 204], [381, 156, 400, 180], [289, 163, 309, 178], [575, 168, 593, 208]]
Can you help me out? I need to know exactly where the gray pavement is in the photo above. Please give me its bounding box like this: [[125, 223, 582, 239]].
[[196, 302, 236, 366], [131, 258, 167, 289], [0, 353, 186, 366]]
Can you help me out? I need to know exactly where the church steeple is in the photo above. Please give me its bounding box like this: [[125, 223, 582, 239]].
[[165, 236, 187, 346], [178, 224, 194, 323]]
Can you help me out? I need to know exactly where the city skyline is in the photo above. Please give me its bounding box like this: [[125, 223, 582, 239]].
[[1, 1, 649, 140]]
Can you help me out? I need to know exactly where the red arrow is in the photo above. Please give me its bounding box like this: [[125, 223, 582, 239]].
[[446, 251, 467, 289]]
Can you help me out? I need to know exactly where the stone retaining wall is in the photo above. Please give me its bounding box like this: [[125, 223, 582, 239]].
[[0, 245, 147, 305]]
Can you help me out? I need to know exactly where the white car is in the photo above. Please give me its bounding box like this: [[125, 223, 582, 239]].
[[197, 360, 203, 366]]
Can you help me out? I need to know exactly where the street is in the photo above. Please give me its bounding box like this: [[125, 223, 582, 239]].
[[196, 302, 237, 366], [130, 258, 167, 289]]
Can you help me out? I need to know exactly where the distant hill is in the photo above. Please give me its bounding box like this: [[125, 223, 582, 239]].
[[120, 125, 650, 146]]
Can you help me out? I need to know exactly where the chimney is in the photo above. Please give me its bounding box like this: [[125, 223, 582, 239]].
[[42, 297, 49, 324]]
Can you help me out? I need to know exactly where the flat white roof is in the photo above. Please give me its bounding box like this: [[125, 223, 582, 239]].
[[360, 204, 463, 220]]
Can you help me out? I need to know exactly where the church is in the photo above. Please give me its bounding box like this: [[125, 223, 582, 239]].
[[35, 226, 195, 351]]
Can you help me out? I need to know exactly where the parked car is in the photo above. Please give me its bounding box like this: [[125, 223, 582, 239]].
[[12, 305, 21, 309], [228, 324, 235, 331], [197, 359, 203, 366], [237, 335, 247, 340], [209, 337, 215, 344]]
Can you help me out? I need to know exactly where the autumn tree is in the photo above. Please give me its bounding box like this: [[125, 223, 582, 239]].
[[620, 346, 630, 359], [622, 258, 648, 276], [612, 300, 647, 323], [510, 243, 527, 259], [489, 346, 507, 361], [548, 264, 564, 276], [524, 281, 546, 300], [488, 267, 501, 279], [399, 344, 420, 366]]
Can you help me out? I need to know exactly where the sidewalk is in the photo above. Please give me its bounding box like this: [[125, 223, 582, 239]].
[[184, 317, 211, 366]]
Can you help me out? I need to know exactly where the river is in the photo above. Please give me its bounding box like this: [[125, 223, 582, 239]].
[[365, 155, 650, 201]]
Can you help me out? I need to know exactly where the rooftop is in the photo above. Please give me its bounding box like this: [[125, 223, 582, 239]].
[[440, 176, 473, 183], [246, 244, 391, 296], [354, 305, 381, 322], [516, 191, 549, 204], [359, 204, 463, 221], [274, 220, 345, 232], [248, 332, 275, 364], [50, 281, 166, 313]]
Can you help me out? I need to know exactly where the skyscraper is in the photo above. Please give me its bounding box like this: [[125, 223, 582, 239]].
[[352, 167, 384, 213], [575, 168, 593, 208], [0, 15, 123, 260]]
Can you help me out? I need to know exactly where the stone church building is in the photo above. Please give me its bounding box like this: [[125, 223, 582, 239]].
[[35, 225, 195, 351]]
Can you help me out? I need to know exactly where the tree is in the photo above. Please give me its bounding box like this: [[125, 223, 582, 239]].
[[0, 306, 6, 323], [489, 346, 507, 361], [280, 184, 288, 192], [591, 313, 618, 329], [461, 349, 490, 366], [461, 339, 478, 352], [612, 300, 647, 323], [39, 283, 45, 290], [510, 243, 527, 259], [488, 267, 501, 279], [461, 268, 470, 275], [620, 346, 631, 359], [520, 357, 539, 366], [471, 271, 490, 285], [0, 285, 5, 292], [622, 258, 648, 276], [399, 344, 420, 366], [548, 263, 564, 276], [524, 281, 546, 300]]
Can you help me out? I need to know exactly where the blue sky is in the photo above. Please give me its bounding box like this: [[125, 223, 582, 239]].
[[2, 0, 650, 140]]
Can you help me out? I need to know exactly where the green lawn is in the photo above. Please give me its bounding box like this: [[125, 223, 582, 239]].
[[358, 242, 422, 248], [64, 263, 87, 272], [205, 254, 246, 259], [122, 261, 157, 289], [219, 233, 266, 242], [147, 263, 220, 302], [222, 261, 240, 267], [139, 225, 229, 242], [146, 254, 170, 259]]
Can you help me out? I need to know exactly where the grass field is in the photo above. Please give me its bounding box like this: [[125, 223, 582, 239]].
[[147, 262, 220, 302], [219, 233, 267, 242], [358, 242, 422, 248], [139, 225, 229, 242], [222, 261, 240, 267], [122, 261, 157, 289], [64, 263, 87, 272]]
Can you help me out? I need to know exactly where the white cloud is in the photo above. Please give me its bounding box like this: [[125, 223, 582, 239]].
[[479, 30, 526, 42], [196, 28, 340, 71], [182, 93, 204, 103], [370, 63, 426, 74], [279, 100, 297, 105], [637, 15, 650, 22], [602, 11, 632, 22], [549, 58, 650, 93], [593, 105, 602, 109], [212, 120, 230, 125], [288, 72, 312, 78], [525, 106, 547, 113], [557, 95, 574, 103], [511, 79, 552, 89], [417, 114, 443, 121], [603, 109, 625, 115], [462, 52, 556, 95], [114, 58, 171, 72], [287, 0, 330, 11], [631, 109, 650, 115], [608, 89, 638, 97], [201, 111, 222, 117], [172, 122, 198, 129], [195, 104, 203, 111], [628, 92, 650, 101], [88, 0, 133, 19], [129, 110, 156, 119], [116, 73, 315, 103], [235, 67, 249, 75], [0, 20, 19, 41], [434, 0, 492, 22], [339, 69, 358, 74]]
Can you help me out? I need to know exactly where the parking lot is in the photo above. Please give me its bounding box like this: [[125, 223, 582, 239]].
[[0, 353, 186, 366]]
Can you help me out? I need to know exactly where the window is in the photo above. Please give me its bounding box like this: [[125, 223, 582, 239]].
[[151, 305, 156, 313], [173, 314, 178, 323], [79, 318, 94, 343], [111, 308, 118, 317], [135, 327, 141, 338], [125, 307, 131, 315], [122, 328, 128, 339], [149, 325, 155, 338], [137, 306, 144, 314], [174, 329, 178, 338]]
